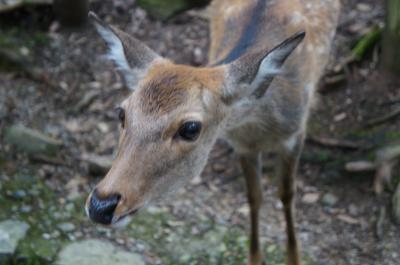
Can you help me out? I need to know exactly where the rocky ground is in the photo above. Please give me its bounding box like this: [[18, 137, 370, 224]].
[[1, 0, 400, 265]]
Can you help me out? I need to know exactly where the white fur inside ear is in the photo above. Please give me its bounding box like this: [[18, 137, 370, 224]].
[[94, 23, 131, 72], [250, 54, 281, 90], [249, 33, 304, 93]]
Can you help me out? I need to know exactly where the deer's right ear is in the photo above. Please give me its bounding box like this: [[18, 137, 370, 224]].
[[89, 12, 161, 90]]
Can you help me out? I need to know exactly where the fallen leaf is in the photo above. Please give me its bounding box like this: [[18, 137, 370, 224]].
[[302, 193, 320, 204], [237, 205, 250, 215], [337, 214, 359, 225]]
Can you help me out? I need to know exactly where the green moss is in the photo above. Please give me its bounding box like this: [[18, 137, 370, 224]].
[[0, 28, 50, 72], [125, 209, 314, 265], [302, 150, 334, 164], [347, 129, 400, 148], [0, 171, 315, 265], [137, 0, 208, 20], [2, 256, 45, 265], [0, 28, 49, 49], [137, 0, 188, 20], [0, 174, 81, 263]]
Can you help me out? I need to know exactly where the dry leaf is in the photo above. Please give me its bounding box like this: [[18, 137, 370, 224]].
[[337, 214, 359, 225]]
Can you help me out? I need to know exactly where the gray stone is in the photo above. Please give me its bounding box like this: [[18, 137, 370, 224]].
[[0, 220, 30, 255], [165, 225, 227, 262], [321, 193, 338, 207], [20, 205, 32, 213], [4, 124, 62, 157], [56, 239, 145, 265], [57, 222, 75, 233], [11, 190, 27, 199]]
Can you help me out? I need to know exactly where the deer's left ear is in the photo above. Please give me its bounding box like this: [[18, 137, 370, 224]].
[[89, 12, 161, 90], [223, 31, 305, 101]]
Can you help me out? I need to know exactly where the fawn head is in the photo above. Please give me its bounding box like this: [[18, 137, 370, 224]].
[[85, 12, 305, 226]]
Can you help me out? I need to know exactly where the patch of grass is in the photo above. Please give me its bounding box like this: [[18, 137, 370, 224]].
[[0, 28, 50, 72], [347, 129, 400, 148], [136, 0, 199, 20], [2, 256, 47, 265], [0, 173, 83, 263], [0, 28, 49, 50], [0, 170, 315, 265], [302, 150, 333, 164], [126, 209, 314, 265]]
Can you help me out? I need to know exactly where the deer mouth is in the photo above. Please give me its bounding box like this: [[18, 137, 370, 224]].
[[111, 208, 140, 227]]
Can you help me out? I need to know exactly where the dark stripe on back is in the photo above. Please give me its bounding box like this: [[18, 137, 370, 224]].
[[215, 0, 268, 65]]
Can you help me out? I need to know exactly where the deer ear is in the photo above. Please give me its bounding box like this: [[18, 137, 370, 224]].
[[223, 31, 305, 101], [89, 12, 161, 90]]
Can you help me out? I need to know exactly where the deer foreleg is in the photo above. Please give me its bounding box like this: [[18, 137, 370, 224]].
[[278, 133, 305, 265], [240, 152, 263, 265]]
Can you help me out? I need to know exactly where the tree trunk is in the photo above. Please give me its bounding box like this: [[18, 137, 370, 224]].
[[382, 0, 400, 74], [53, 0, 89, 27]]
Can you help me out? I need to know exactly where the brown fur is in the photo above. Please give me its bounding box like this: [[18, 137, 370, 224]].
[[138, 61, 225, 114], [209, 0, 340, 85]]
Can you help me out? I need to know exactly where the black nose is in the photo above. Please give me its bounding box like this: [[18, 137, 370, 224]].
[[88, 190, 121, 225]]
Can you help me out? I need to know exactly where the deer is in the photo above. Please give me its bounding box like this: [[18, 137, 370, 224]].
[[85, 0, 340, 264]]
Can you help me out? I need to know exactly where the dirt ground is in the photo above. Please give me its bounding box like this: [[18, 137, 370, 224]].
[[1, 0, 399, 265]]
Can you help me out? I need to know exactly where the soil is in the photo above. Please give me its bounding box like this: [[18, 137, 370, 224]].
[[0, 0, 399, 265]]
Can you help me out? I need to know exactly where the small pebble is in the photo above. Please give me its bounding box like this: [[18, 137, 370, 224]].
[[20, 205, 32, 213], [68, 234, 76, 241], [302, 193, 320, 204], [321, 193, 338, 207], [58, 222, 76, 232], [348, 204, 359, 216], [52, 230, 61, 238], [12, 190, 27, 199], [357, 3, 372, 12], [65, 203, 75, 212], [42, 233, 51, 240], [29, 189, 40, 196]]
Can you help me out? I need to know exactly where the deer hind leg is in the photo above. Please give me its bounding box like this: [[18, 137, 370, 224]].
[[240, 152, 263, 265], [278, 133, 305, 265]]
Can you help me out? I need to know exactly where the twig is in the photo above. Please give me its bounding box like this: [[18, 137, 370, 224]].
[[307, 136, 365, 150], [30, 155, 69, 167], [376, 144, 400, 162], [345, 161, 376, 172], [393, 183, 400, 225], [364, 106, 400, 127], [375, 206, 386, 240], [344, 143, 400, 194], [319, 73, 347, 93], [323, 74, 347, 86]]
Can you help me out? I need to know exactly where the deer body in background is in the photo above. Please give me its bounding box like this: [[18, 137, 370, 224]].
[[85, 0, 340, 264]]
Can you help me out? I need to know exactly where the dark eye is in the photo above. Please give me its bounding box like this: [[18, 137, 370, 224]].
[[177, 121, 202, 141], [116, 107, 125, 128]]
